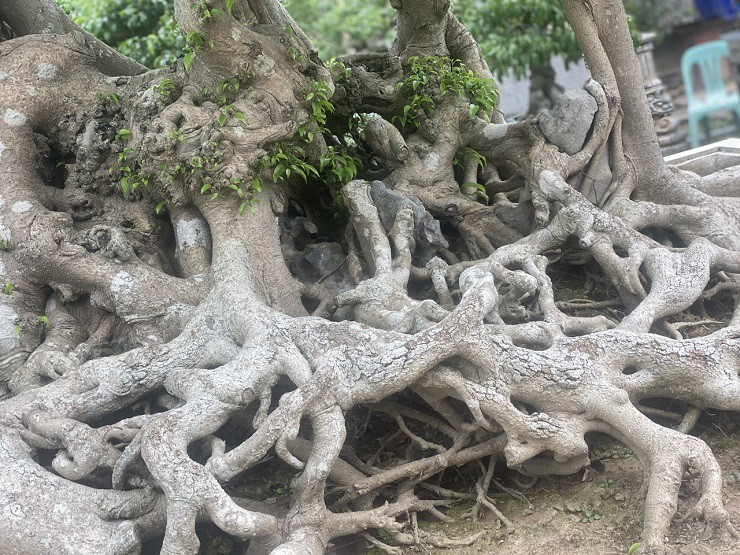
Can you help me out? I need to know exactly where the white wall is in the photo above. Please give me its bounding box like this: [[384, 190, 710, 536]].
[[498, 56, 590, 119]]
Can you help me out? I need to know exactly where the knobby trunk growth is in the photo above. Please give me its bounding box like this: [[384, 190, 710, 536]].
[[0, 0, 738, 553]]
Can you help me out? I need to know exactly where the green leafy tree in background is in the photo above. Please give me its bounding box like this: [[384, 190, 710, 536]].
[[57, 0, 579, 82], [282, 0, 394, 57], [624, 0, 696, 39], [456, 0, 581, 81], [56, 0, 183, 67], [57, 0, 395, 66], [456, 0, 582, 114], [56, 0, 585, 114]]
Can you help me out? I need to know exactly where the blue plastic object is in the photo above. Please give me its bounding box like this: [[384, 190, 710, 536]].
[[696, 0, 740, 20], [681, 40, 740, 148]]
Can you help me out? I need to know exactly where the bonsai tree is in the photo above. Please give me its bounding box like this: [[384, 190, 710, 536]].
[[0, 1, 737, 554]]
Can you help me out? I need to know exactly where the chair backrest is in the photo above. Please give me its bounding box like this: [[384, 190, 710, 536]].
[[681, 40, 734, 103]]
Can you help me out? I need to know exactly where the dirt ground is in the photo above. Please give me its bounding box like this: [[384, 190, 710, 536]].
[[194, 414, 740, 555], [404, 426, 740, 555], [329, 417, 740, 555]]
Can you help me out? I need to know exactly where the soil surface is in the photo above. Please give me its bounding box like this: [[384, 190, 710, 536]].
[[193, 414, 740, 555], [346, 418, 740, 555]]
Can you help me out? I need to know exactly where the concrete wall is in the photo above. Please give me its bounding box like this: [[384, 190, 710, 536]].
[[498, 56, 590, 120]]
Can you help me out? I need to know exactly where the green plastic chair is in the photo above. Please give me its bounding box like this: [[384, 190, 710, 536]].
[[681, 40, 740, 148]]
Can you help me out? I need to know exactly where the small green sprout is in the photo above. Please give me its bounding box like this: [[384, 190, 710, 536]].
[[580, 509, 601, 524], [191, 0, 222, 20], [328, 58, 352, 83], [183, 30, 213, 72], [462, 182, 489, 203], [154, 78, 175, 97], [217, 104, 246, 126], [275, 484, 292, 496]]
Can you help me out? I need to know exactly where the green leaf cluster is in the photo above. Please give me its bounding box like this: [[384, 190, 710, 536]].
[[202, 78, 249, 127], [183, 30, 213, 72], [305, 80, 335, 127], [580, 509, 601, 524], [110, 145, 152, 199], [257, 80, 362, 211], [319, 147, 361, 185], [205, 78, 242, 107], [201, 177, 263, 215], [262, 145, 320, 184], [217, 105, 247, 127], [327, 58, 352, 83], [191, 0, 223, 21], [154, 78, 175, 97], [395, 56, 499, 127], [454, 148, 487, 169]]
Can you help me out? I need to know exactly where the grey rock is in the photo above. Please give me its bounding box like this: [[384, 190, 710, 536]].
[[291, 242, 345, 281], [538, 89, 598, 155], [369, 180, 448, 250], [280, 215, 318, 250]]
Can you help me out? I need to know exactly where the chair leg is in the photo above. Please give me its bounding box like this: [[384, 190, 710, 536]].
[[702, 116, 711, 145], [688, 115, 700, 149]]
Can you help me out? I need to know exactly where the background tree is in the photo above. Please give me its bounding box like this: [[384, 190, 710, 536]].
[[282, 0, 395, 58], [0, 1, 738, 555], [624, 0, 697, 38], [55, 0, 583, 115], [455, 0, 582, 114], [56, 0, 183, 67]]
